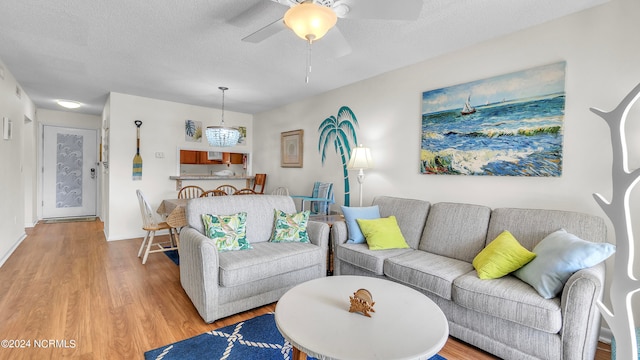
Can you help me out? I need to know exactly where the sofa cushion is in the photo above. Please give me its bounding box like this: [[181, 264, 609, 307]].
[[187, 195, 297, 243], [372, 196, 430, 249], [335, 243, 412, 275], [202, 212, 251, 251], [486, 207, 607, 251], [384, 250, 473, 300], [269, 209, 310, 243], [514, 229, 615, 299], [218, 241, 322, 287], [357, 216, 410, 250], [341, 205, 380, 244], [419, 202, 491, 263], [452, 271, 562, 333], [472, 230, 536, 279]]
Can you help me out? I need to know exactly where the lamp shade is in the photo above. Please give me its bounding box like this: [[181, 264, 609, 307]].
[[284, 2, 337, 41], [347, 145, 373, 170], [206, 126, 240, 147]]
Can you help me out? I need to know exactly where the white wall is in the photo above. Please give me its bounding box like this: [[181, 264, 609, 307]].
[[104, 92, 253, 240], [253, 0, 640, 330], [0, 57, 36, 266]]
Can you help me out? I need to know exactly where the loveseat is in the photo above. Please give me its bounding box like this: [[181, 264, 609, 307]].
[[332, 196, 611, 360], [179, 195, 330, 323]]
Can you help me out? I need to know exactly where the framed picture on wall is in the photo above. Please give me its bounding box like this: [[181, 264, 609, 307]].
[[185, 119, 202, 142], [281, 129, 303, 168], [420, 61, 566, 177]]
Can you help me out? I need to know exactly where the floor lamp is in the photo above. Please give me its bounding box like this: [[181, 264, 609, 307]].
[[347, 145, 373, 207]]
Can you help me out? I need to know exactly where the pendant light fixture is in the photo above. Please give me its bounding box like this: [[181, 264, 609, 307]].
[[283, 1, 337, 83], [206, 87, 240, 147]]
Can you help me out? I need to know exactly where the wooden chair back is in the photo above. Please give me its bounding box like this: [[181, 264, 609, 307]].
[[233, 188, 258, 195], [252, 173, 267, 194], [178, 185, 204, 199], [216, 185, 238, 195], [200, 189, 227, 197]]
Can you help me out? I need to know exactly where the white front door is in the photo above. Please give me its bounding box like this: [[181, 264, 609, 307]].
[[42, 126, 97, 218]]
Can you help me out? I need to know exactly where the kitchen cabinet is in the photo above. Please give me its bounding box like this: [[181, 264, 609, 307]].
[[222, 153, 244, 165], [180, 150, 199, 164], [180, 150, 245, 165], [199, 152, 222, 165]]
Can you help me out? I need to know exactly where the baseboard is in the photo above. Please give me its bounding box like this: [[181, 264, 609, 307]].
[[0, 232, 27, 268], [600, 326, 613, 344]]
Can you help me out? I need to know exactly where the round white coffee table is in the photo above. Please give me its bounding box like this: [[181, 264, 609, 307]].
[[275, 275, 449, 360]]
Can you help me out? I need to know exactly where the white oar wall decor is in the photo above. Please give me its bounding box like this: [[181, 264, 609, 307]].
[[591, 82, 640, 360]]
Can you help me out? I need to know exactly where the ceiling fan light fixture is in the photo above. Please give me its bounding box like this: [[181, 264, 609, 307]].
[[284, 2, 337, 42]]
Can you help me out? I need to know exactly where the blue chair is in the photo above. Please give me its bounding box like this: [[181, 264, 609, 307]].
[[291, 182, 335, 215], [310, 182, 334, 215]]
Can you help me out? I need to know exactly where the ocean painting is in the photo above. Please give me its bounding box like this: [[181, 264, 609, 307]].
[[420, 62, 566, 176]]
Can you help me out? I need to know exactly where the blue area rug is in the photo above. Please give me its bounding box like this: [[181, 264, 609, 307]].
[[144, 313, 446, 360], [164, 249, 179, 265]]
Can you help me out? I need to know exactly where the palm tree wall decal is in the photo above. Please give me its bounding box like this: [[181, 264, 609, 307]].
[[318, 106, 359, 206]]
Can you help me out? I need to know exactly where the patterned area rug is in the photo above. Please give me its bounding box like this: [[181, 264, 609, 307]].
[[164, 249, 179, 265], [144, 313, 446, 360]]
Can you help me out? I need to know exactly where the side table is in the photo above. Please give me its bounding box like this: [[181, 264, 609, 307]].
[[309, 214, 344, 276]]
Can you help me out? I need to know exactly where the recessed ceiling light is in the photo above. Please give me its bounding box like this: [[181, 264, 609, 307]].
[[56, 99, 82, 109]]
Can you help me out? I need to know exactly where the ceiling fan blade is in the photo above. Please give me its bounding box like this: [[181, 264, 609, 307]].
[[314, 26, 351, 59], [227, 1, 280, 28], [336, 0, 423, 20], [242, 17, 287, 43]]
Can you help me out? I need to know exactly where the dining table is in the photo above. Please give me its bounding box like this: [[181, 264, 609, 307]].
[[157, 198, 189, 228]]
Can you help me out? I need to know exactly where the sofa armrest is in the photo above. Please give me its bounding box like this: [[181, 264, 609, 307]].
[[179, 227, 221, 323], [307, 220, 330, 248], [560, 262, 605, 360], [331, 220, 348, 246]]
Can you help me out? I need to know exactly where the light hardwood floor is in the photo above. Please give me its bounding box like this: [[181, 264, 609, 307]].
[[0, 220, 612, 359]]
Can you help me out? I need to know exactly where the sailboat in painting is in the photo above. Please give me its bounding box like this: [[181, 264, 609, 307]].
[[461, 95, 476, 115]]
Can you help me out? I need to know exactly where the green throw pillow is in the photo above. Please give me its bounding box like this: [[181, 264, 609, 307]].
[[472, 230, 536, 279], [270, 209, 310, 243], [356, 216, 409, 250], [201, 212, 251, 251]]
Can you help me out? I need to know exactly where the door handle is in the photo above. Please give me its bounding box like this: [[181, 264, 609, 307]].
[[90, 168, 96, 179]]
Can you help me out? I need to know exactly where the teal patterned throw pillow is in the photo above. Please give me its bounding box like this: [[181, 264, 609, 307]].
[[270, 209, 310, 243], [201, 212, 251, 251]]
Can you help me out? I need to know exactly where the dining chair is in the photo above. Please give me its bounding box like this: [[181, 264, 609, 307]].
[[252, 173, 267, 194], [136, 189, 179, 264], [233, 188, 258, 195], [310, 181, 334, 215], [178, 185, 204, 199], [216, 184, 238, 195], [200, 189, 227, 197], [271, 186, 290, 196]]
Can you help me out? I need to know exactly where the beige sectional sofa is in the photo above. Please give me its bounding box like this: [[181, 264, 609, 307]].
[[179, 195, 330, 323], [332, 196, 609, 360]]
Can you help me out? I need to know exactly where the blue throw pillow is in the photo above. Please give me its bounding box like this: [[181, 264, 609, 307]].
[[341, 205, 380, 244], [513, 229, 615, 299]]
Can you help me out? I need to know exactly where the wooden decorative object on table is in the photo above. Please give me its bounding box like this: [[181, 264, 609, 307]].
[[349, 288, 375, 317]]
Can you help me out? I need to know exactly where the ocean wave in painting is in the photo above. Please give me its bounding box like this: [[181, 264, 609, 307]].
[[420, 94, 564, 176]]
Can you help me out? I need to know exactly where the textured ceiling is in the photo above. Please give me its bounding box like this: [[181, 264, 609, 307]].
[[0, 0, 608, 115]]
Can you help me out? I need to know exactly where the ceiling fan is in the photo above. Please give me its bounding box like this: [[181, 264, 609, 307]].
[[241, 0, 424, 56]]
